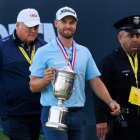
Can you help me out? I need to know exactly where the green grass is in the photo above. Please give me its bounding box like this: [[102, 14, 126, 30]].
[[0, 130, 45, 140]]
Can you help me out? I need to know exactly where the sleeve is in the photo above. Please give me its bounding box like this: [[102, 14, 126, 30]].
[[99, 56, 113, 88], [85, 49, 101, 80], [94, 94, 108, 123], [94, 55, 113, 123]]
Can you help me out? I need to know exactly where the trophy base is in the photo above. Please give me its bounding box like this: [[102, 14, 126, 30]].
[[46, 122, 67, 131], [46, 106, 68, 131]]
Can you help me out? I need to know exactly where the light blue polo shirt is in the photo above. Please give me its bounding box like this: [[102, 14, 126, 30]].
[[30, 39, 101, 107]]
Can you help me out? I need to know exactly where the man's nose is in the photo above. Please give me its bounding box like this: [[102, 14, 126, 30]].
[[30, 26, 38, 32], [65, 23, 71, 28], [132, 35, 139, 41]]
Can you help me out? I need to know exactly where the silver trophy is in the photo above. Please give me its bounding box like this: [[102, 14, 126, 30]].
[[46, 54, 77, 130]]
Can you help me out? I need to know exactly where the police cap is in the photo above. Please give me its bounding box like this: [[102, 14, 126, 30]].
[[113, 15, 140, 34]]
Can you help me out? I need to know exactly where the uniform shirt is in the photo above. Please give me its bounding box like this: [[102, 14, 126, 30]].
[[95, 46, 140, 123], [30, 38, 100, 107], [0, 31, 47, 116]]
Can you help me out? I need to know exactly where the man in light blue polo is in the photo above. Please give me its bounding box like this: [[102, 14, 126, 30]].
[[29, 6, 120, 140]]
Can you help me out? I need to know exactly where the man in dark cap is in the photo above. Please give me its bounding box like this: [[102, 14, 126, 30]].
[[95, 15, 140, 140]]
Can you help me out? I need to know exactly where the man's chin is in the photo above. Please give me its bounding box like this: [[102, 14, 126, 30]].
[[132, 48, 138, 51], [27, 37, 36, 42], [63, 35, 73, 39]]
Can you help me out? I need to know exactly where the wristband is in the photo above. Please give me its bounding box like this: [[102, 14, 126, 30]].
[[108, 100, 116, 106]]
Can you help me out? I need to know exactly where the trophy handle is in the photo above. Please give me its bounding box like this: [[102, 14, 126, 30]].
[[72, 72, 84, 92]]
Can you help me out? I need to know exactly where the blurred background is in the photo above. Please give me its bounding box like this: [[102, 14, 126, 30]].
[[1, 0, 140, 139]]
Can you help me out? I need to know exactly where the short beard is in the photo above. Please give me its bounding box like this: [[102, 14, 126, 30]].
[[58, 29, 74, 39], [61, 32, 74, 39], [64, 35, 73, 39]]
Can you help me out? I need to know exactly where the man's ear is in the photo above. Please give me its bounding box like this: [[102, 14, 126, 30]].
[[117, 32, 122, 42], [16, 22, 19, 27], [54, 20, 58, 28]]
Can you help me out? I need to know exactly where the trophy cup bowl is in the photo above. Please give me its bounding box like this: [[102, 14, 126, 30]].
[[46, 69, 77, 131], [54, 69, 77, 100]]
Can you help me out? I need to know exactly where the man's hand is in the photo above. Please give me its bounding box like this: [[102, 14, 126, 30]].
[[96, 122, 108, 140], [108, 100, 120, 115], [44, 67, 55, 83]]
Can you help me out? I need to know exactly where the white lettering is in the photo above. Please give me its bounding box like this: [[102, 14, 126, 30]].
[[0, 24, 8, 38], [42, 23, 56, 43], [8, 24, 16, 35]]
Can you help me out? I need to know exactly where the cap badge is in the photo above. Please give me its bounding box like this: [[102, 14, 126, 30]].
[[30, 13, 37, 17], [133, 16, 140, 25]]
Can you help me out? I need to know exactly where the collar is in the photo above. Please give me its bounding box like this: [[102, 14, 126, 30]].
[[117, 46, 140, 58]]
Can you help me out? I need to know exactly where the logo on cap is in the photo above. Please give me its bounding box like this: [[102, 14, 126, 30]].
[[60, 9, 76, 15], [56, 6, 77, 20], [133, 16, 140, 25], [30, 13, 38, 17]]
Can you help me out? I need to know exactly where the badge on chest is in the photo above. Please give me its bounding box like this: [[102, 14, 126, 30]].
[[129, 86, 140, 106]]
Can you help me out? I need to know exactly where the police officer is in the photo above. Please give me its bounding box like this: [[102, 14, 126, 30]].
[[95, 15, 140, 140], [0, 8, 46, 140]]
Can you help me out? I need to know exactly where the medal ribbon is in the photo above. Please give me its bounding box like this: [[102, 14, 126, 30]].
[[56, 37, 76, 70], [19, 45, 35, 65], [127, 53, 138, 87]]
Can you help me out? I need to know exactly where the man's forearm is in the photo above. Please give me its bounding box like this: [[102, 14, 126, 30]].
[[30, 77, 51, 93], [89, 77, 113, 105]]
